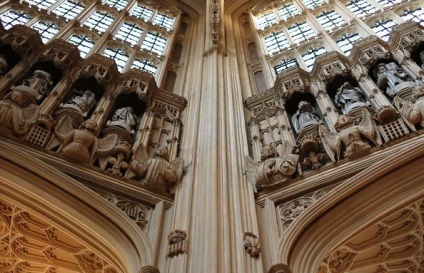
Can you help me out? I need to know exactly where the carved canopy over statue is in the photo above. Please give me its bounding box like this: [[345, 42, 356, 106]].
[[245, 142, 299, 186], [291, 101, 321, 133], [130, 145, 185, 191], [335, 82, 368, 114], [0, 54, 8, 76], [320, 109, 382, 161], [107, 106, 137, 133], [14, 70, 53, 102], [61, 90, 96, 118], [373, 62, 414, 97], [395, 86, 424, 131]]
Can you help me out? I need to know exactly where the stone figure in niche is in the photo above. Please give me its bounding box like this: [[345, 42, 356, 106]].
[[107, 106, 137, 133], [61, 90, 96, 117], [12, 70, 53, 102], [0, 54, 8, 76], [335, 82, 368, 114], [57, 120, 99, 164], [0, 90, 39, 135], [394, 85, 424, 131], [130, 145, 184, 191], [244, 142, 299, 186], [319, 109, 382, 161], [373, 62, 412, 97], [291, 101, 321, 133]]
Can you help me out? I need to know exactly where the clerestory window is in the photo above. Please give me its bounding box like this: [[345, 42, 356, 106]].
[[84, 11, 114, 33], [302, 46, 327, 69], [336, 32, 362, 54], [316, 10, 346, 31], [346, 0, 377, 17], [53, 1, 85, 21], [371, 19, 397, 41], [67, 34, 95, 57], [274, 58, 298, 74], [264, 31, 290, 55], [288, 22, 315, 44], [31, 21, 60, 43], [0, 10, 31, 30], [102, 47, 129, 71]]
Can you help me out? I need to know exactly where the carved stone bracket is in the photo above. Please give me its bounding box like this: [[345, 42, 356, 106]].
[[167, 230, 188, 258], [243, 232, 261, 258]]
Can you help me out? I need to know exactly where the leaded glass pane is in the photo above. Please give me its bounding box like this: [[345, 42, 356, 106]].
[[131, 5, 154, 21], [316, 10, 346, 31], [141, 32, 167, 55], [67, 34, 95, 57], [336, 32, 362, 54], [346, 0, 376, 17], [302, 47, 326, 69], [53, 1, 84, 20], [84, 11, 114, 33], [277, 4, 301, 20], [264, 31, 290, 54], [132, 58, 158, 75], [375, 0, 401, 8], [288, 22, 315, 44], [153, 13, 175, 30], [274, 58, 298, 74], [24, 0, 55, 10], [31, 21, 60, 43], [257, 12, 278, 29], [303, 0, 324, 9], [102, 47, 129, 71], [115, 22, 143, 45], [371, 19, 397, 41], [401, 7, 424, 25], [105, 0, 128, 11], [0, 10, 30, 30]]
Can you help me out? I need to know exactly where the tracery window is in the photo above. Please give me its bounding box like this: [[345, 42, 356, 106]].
[[105, 0, 128, 11], [288, 22, 315, 44], [401, 7, 424, 25], [277, 4, 301, 20], [346, 0, 377, 18], [53, 1, 84, 20], [102, 47, 129, 71], [31, 21, 60, 43], [274, 58, 298, 74], [84, 11, 114, 33], [114, 22, 143, 45], [303, 0, 325, 9], [264, 31, 290, 55], [336, 32, 362, 54], [132, 58, 158, 75], [302, 46, 327, 69], [67, 34, 95, 57], [24, 0, 55, 10], [316, 10, 346, 31], [153, 13, 175, 31], [0, 10, 31, 30], [257, 12, 278, 29], [141, 32, 167, 55], [371, 19, 397, 41], [375, 0, 401, 8], [131, 4, 154, 21]]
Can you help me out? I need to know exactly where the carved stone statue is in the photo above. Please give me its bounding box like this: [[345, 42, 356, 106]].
[[245, 142, 299, 186], [394, 86, 424, 131], [130, 145, 184, 191], [0, 54, 8, 76], [373, 62, 412, 97], [0, 90, 39, 135], [291, 101, 321, 133], [335, 82, 368, 114], [61, 90, 96, 118], [57, 120, 99, 164], [320, 109, 382, 161], [14, 70, 53, 101], [107, 106, 137, 133]]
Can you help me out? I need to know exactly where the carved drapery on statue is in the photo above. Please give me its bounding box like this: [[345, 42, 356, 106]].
[[373, 62, 416, 98], [335, 82, 369, 114], [395, 85, 424, 131], [291, 101, 322, 134]]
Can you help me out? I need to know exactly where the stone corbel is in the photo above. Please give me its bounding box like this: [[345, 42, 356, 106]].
[[268, 263, 292, 273], [139, 266, 160, 273]]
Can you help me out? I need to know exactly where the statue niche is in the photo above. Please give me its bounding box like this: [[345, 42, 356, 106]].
[[129, 145, 185, 192], [60, 90, 96, 118], [373, 62, 416, 98], [320, 109, 382, 161], [291, 101, 322, 134], [244, 142, 299, 187], [0, 69, 53, 135], [335, 82, 369, 114], [106, 106, 137, 134]]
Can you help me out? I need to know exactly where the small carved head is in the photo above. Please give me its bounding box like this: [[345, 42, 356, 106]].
[[154, 145, 169, 159], [298, 101, 313, 112], [279, 154, 299, 176], [373, 63, 386, 78], [82, 120, 97, 131], [260, 146, 278, 161], [334, 115, 355, 131]]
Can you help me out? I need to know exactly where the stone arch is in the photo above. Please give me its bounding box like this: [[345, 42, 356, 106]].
[[0, 140, 155, 273], [277, 137, 424, 272]]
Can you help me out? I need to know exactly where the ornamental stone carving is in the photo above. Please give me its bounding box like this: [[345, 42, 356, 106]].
[[245, 143, 299, 187], [335, 82, 368, 114], [291, 101, 322, 134], [243, 232, 260, 258], [373, 62, 416, 98], [107, 106, 137, 134], [320, 109, 382, 161], [15, 70, 53, 102], [394, 85, 424, 131], [61, 89, 96, 118], [129, 145, 185, 191], [167, 230, 188, 258]]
